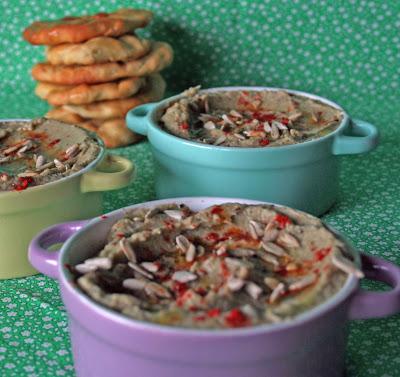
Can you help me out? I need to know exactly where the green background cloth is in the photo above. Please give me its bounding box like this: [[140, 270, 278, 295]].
[[0, 0, 399, 376]]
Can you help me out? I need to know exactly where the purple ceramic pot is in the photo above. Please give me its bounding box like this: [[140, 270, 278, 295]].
[[29, 198, 400, 377]]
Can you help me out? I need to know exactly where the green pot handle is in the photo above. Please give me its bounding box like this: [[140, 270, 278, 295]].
[[332, 118, 379, 155], [126, 102, 158, 136], [80, 154, 135, 193]]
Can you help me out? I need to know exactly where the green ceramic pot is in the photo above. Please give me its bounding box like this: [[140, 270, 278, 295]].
[[0, 119, 135, 279], [126, 86, 378, 216]]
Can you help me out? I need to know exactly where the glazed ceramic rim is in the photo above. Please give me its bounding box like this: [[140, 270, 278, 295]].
[[0, 118, 105, 196], [147, 86, 350, 152], [59, 197, 360, 337]]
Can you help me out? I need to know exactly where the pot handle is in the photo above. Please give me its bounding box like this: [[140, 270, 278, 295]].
[[81, 154, 135, 193], [332, 119, 379, 155], [126, 102, 158, 136], [349, 254, 400, 320], [28, 220, 88, 279]]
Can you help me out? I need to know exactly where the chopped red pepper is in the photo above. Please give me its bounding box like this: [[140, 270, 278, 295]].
[[259, 138, 270, 146], [274, 214, 291, 228], [314, 247, 332, 262], [194, 315, 206, 321], [180, 122, 189, 130], [100, 215, 108, 219], [207, 308, 221, 318], [281, 117, 289, 126], [14, 177, 34, 191], [225, 308, 248, 328], [206, 232, 220, 242], [211, 205, 224, 215]]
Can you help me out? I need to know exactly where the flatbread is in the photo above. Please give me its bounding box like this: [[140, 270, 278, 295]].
[[80, 118, 143, 148], [46, 35, 151, 65], [23, 8, 153, 45], [35, 76, 146, 106], [32, 42, 173, 85], [58, 74, 166, 119]]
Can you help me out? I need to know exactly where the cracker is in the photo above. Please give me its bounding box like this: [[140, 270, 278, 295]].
[[23, 8, 153, 45], [36, 76, 146, 106], [32, 42, 173, 85], [46, 35, 151, 65]]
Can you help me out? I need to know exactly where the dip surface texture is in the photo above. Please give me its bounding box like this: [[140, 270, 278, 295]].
[[160, 88, 344, 147], [0, 118, 101, 191], [74, 203, 362, 329]]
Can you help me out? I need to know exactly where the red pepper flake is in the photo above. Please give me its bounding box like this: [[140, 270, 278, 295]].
[[195, 287, 207, 296], [100, 215, 108, 219], [314, 247, 332, 262], [189, 305, 199, 312], [206, 232, 219, 242], [220, 260, 230, 279], [180, 122, 189, 130], [281, 117, 289, 126], [211, 205, 224, 215], [48, 138, 61, 148], [173, 282, 188, 296], [14, 177, 34, 191], [116, 232, 125, 238], [253, 112, 276, 122], [207, 308, 221, 318], [259, 138, 270, 146], [225, 308, 248, 328], [194, 315, 206, 322], [274, 214, 291, 228]]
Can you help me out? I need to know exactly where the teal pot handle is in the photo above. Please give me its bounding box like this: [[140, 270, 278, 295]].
[[126, 103, 158, 136], [333, 118, 379, 155]]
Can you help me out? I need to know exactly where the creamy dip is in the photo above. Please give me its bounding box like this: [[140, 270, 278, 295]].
[[74, 203, 363, 329], [0, 118, 101, 191], [160, 88, 344, 147]]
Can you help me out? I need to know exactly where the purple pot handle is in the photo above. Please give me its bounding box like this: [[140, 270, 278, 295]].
[[28, 220, 88, 280], [349, 254, 400, 320]]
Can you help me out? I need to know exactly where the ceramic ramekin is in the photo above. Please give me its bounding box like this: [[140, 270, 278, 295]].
[[126, 87, 379, 216], [29, 197, 400, 377], [0, 119, 135, 279]]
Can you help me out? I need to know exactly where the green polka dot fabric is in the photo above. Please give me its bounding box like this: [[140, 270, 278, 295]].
[[0, 1, 399, 376]]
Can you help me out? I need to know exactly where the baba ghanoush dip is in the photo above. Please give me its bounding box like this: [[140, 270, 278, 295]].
[[160, 88, 344, 147], [73, 203, 363, 329], [0, 118, 101, 191]]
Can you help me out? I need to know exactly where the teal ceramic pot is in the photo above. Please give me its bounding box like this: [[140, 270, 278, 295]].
[[126, 87, 379, 216]]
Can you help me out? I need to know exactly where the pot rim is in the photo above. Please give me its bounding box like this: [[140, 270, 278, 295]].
[[0, 118, 105, 197], [146, 86, 350, 152], [59, 197, 360, 338]]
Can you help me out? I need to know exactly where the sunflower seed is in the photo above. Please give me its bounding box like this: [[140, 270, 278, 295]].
[[141, 262, 160, 273], [269, 282, 285, 303], [245, 282, 263, 299], [277, 232, 300, 248], [176, 235, 192, 252], [35, 155, 45, 169], [122, 278, 146, 291], [3, 144, 20, 155], [229, 110, 243, 118], [172, 270, 197, 283], [65, 144, 79, 158], [164, 210, 184, 221], [288, 111, 302, 121], [227, 277, 245, 291], [214, 135, 226, 145], [261, 241, 287, 257], [265, 310, 281, 323], [249, 220, 264, 238], [203, 121, 216, 130], [128, 262, 154, 280], [264, 276, 280, 290], [54, 159, 65, 169], [144, 282, 171, 298], [258, 252, 280, 266], [332, 252, 364, 278], [289, 275, 317, 291], [186, 244, 196, 262], [222, 114, 235, 125], [17, 142, 32, 155], [0, 156, 11, 164], [36, 161, 55, 172], [270, 123, 280, 140], [229, 248, 256, 257], [272, 121, 288, 130], [263, 228, 279, 242], [75, 263, 97, 274], [286, 262, 299, 271], [84, 257, 112, 269], [215, 245, 227, 256], [263, 122, 272, 132], [290, 129, 303, 138], [119, 239, 137, 262], [197, 245, 205, 257]]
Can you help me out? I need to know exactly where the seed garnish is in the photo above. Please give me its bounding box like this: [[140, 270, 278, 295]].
[[128, 262, 154, 280], [245, 282, 263, 299], [261, 241, 287, 257], [269, 282, 285, 303], [289, 275, 316, 291], [172, 270, 197, 283], [331, 252, 364, 278]]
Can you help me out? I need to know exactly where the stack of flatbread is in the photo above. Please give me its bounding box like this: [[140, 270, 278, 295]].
[[23, 9, 173, 147]]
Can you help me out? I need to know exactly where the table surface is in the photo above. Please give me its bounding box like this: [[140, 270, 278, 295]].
[[0, 1, 399, 376]]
